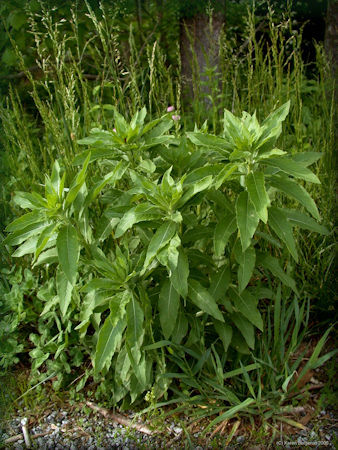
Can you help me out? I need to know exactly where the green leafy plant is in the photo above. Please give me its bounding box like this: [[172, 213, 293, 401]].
[[4, 102, 330, 405]]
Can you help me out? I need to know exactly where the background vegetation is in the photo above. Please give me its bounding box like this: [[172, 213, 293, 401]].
[[0, 0, 336, 442]]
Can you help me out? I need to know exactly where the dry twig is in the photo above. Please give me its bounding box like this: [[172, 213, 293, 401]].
[[85, 401, 153, 435]]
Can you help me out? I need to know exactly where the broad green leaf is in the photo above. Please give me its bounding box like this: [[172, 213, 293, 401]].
[[213, 320, 232, 352], [188, 280, 224, 322], [13, 191, 48, 210], [292, 152, 322, 167], [264, 157, 320, 184], [209, 264, 231, 301], [144, 119, 173, 138], [96, 217, 120, 242], [56, 224, 79, 285], [6, 211, 45, 232], [171, 311, 188, 344], [231, 312, 255, 349], [262, 101, 290, 128], [126, 295, 144, 348], [234, 242, 256, 293], [182, 225, 213, 244], [143, 221, 176, 270], [56, 270, 73, 317], [85, 161, 128, 206], [33, 247, 58, 267], [12, 236, 38, 257], [186, 132, 232, 155], [283, 209, 329, 235], [81, 278, 120, 293], [115, 204, 163, 238], [257, 252, 298, 293], [176, 176, 213, 208], [269, 176, 320, 219], [255, 101, 290, 152], [94, 316, 126, 375], [214, 164, 238, 189], [4, 221, 50, 246], [34, 223, 59, 261], [236, 191, 259, 252], [268, 207, 298, 262], [257, 148, 286, 160], [45, 175, 58, 207], [170, 249, 189, 298], [214, 214, 237, 257], [65, 152, 91, 207], [73, 148, 119, 165], [184, 164, 224, 185], [229, 287, 263, 331], [159, 280, 180, 339], [246, 171, 270, 223]]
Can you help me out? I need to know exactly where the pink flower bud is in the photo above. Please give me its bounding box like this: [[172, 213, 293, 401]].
[[113, 128, 117, 132], [172, 114, 181, 121], [167, 106, 175, 112]]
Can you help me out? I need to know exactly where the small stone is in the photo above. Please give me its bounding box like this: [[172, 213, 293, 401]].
[[236, 435, 245, 444]]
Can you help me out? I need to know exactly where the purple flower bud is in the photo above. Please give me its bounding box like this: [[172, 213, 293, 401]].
[[167, 106, 175, 112], [172, 114, 181, 121]]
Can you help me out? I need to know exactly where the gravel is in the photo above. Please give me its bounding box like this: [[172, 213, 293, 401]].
[[0, 408, 165, 449], [1, 405, 337, 448]]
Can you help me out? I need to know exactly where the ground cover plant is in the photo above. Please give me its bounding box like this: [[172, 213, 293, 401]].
[[0, 1, 336, 444]]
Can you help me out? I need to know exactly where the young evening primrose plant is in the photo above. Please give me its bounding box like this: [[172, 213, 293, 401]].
[[4, 103, 328, 404]]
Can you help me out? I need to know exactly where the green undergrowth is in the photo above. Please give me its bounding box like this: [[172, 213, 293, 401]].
[[0, 2, 336, 432]]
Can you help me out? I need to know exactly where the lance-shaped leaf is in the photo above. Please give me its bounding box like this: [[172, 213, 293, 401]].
[[12, 236, 39, 257], [264, 157, 320, 184], [269, 176, 320, 220], [143, 221, 176, 270], [234, 242, 256, 293], [268, 207, 298, 262], [65, 152, 91, 207], [292, 152, 322, 167], [231, 313, 255, 349], [4, 221, 50, 247], [57, 270, 73, 317], [170, 248, 189, 298], [176, 176, 213, 208], [94, 316, 126, 375], [188, 279, 224, 322], [186, 132, 232, 155], [159, 280, 180, 339], [213, 319, 233, 352], [214, 164, 238, 189], [229, 287, 263, 330], [257, 252, 298, 293], [115, 204, 163, 238], [126, 295, 144, 349], [6, 211, 45, 233], [246, 171, 270, 223], [214, 214, 237, 257], [209, 264, 231, 301], [85, 160, 128, 206], [13, 191, 48, 210], [56, 224, 79, 285], [283, 209, 329, 235], [236, 191, 259, 252]]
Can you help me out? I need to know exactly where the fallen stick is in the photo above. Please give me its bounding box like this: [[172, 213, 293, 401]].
[[85, 401, 153, 435], [4, 430, 52, 444]]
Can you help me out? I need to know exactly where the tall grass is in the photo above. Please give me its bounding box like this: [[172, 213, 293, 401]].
[[0, 5, 335, 308]]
